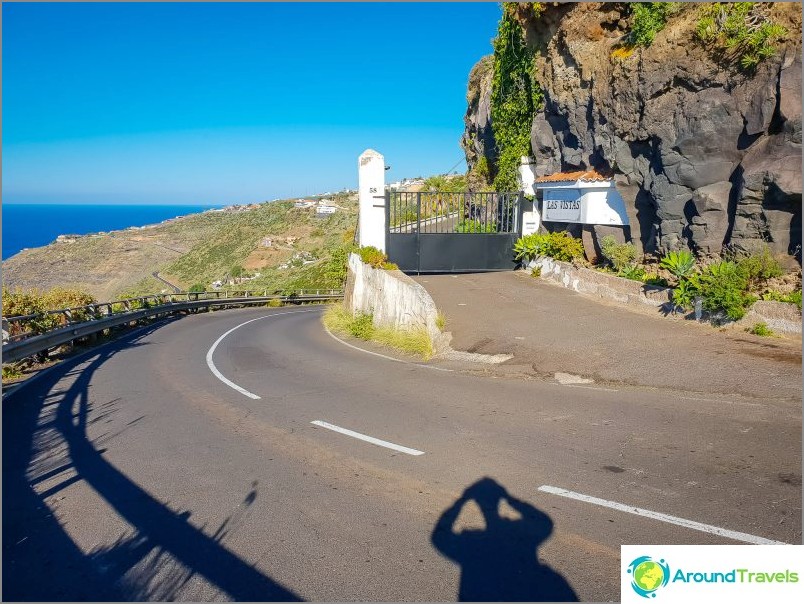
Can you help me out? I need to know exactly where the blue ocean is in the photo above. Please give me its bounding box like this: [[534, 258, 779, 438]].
[[2, 204, 220, 260]]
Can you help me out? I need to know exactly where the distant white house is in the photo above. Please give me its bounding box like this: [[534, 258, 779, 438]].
[[294, 199, 316, 208], [316, 205, 337, 215]]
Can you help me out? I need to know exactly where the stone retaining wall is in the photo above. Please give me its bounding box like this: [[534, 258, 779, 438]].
[[528, 256, 802, 334], [738, 300, 803, 335], [344, 253, 448, 351], [527, 256, 673, 309]]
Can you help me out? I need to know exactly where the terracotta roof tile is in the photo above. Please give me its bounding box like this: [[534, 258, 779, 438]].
[[534, 169, 612, 183]]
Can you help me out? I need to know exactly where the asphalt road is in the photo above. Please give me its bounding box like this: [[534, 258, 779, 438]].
[[3, 306, 801, 601]]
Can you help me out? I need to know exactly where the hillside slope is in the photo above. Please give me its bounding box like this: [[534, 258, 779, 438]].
[[2, 195, 357, 300]]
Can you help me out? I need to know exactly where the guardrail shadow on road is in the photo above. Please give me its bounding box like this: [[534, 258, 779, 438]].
[[431, 477, 579, 602], [3, 321, 302, 602]]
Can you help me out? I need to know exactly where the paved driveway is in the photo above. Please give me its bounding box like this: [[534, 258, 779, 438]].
[[414, 271, 802, 400]]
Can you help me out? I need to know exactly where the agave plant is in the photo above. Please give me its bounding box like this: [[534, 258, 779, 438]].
[[660, 250, 696, 278], [513, 234, 545, 261]]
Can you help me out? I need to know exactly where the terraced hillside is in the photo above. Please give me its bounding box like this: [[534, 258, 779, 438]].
[[2, 195, 358, 301]]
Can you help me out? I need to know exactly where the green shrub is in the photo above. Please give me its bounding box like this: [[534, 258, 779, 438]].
[[600, 236, 638, 271], [660, 250, 696, 279], [2, 364, 24, 381], [456, 219, 497, 233], [382, 262, 399, 270], [513, 231, 585, 263], [349, 313, 375, 339], [618, 264, 647, 281], [421, 174, 468, 193], [189, 283, 206, 293], [629, 2, 681, 47], [2, 288, 71, 334], [436, 312, 446, 331], [358, 246, 388, 268], [531, 266, 542, 278], [323, 245, 355, 285], [762, 289, 802, 310], [266, 298, 283, 308], [696, 261, 756, 320], [695, 3, 787, 70], [672, 277, 700, 309], [732, 246, 783, 288], [747, 322, 773, 337]]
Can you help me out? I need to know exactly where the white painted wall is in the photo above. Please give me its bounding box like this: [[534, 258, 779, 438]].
[[537, 180, 629, 226], [581, 187, 629, 225], [358, 149, 386, 251]]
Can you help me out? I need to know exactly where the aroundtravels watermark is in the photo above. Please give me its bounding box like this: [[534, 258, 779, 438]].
[[621, 545, 804, 603]]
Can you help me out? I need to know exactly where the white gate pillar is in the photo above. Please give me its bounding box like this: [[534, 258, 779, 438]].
[[518, 156, 540, 236], [358, 149, 386, 252]]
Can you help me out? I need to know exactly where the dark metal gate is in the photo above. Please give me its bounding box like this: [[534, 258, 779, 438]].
[[386, 191, 522, 273]]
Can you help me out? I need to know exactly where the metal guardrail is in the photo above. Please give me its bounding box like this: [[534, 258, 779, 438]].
[[2, 290, 343, 364]]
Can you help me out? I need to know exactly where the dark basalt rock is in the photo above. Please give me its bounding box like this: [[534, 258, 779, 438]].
[[462, 3, 802, 260]]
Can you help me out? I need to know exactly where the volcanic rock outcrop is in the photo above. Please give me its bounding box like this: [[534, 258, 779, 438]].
[[463, 2, 802, 260]]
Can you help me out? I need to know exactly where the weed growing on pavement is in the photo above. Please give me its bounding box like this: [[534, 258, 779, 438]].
[[323, 305, 433, 359], [747, 322, 774, 337], [436, 312, 446, 331], [2, 363, 24, 382]]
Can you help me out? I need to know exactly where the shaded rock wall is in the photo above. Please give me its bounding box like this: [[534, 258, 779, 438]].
[[463, 2, 802, 261]]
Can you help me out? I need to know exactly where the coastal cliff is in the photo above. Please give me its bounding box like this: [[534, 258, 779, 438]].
[[463, 2, 802, 260]]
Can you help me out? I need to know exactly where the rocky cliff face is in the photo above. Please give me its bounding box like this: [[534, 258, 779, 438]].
[[463, 2, 802, 261]]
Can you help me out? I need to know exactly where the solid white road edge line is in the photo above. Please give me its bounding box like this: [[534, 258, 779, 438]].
[[310, 420, 425, 456], [322, 323, 453, 372], [205, 308, 320, 399], [537, 485, 788, 545]]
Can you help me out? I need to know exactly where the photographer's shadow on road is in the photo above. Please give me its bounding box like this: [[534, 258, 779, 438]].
[[431, 477, 578, 602]]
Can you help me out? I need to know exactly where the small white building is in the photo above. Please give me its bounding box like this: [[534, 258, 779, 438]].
[[316, 205, 337, 215], [519, 160, 629, 234]]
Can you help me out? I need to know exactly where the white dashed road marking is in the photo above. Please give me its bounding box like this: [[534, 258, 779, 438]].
[[311, 420, 425, 456], [537, 485, 788, 545]]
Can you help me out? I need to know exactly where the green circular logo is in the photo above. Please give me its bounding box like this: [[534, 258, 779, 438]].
[[627, 556, 670, 598], [634, 561, 665, 592]]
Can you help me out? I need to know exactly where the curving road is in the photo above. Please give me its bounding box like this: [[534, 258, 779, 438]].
[[3, 306, 801, 601]]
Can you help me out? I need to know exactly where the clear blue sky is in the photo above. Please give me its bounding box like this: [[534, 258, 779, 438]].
[[2, 2, 502, 205]]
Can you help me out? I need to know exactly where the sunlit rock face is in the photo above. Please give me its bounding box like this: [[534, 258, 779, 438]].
[[463, 3, 801, 260]]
